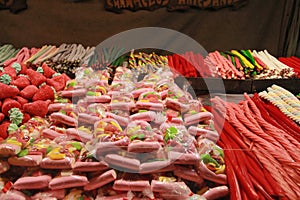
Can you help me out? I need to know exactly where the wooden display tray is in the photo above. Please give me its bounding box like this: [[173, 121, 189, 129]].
[[175, 77, 300, 95]]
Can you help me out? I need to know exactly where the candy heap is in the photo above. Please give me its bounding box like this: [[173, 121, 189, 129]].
[[259, 85, 300, 124], [205, 51, 244, 79], [205, 50, 297, 79], [167, 52, 212, 78], [2, 44, 299, 81], [0, 60, 70, 141], [127, 50, 168, 73], [251, 50, 296, 79], [1, 44, 95, 79], [0, 66, 228, 199], [26, 44, 95, 78], [211, 92, 300, 200]]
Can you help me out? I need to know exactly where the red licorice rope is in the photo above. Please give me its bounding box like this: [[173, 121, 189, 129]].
[[245, 95, 300, 156], [226, 103, 296, 167], [251, 94, 300, 141], [221, 134, 259, 199], [251, 94, 298, 136], [212, 103, 283, 199], [243, 97, 300, 164], [211, 96, 300, 199]]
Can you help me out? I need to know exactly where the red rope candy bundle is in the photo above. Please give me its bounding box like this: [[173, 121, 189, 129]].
[[167, 52, 216, 77], [210, 92, 300, 200]]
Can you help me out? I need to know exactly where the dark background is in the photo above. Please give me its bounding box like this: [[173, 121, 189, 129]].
[[0, 0, 299, 57]]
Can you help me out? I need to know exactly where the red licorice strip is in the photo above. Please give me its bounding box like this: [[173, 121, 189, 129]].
[[198, 53, 210, 77], [173, 54, 181, 74], [253, 55, 268, 69], [168, 55, 174, 68], [265, 101, 300, 133], [188, 52, 201, 77], [245, 155, 276, 196], [288, 58, 299, 65], [168, 55, 180, 76], [281, 57, 300, 69], [212, 108, 257, 161], [257, 191, 266, 200], [221, 128, 275, 199], [241, 190, 249, 200], [227, 55, 232, 64], [249, 174, 274, 200], [184, 52, 198, 77], [252, 94, 300, 140], [220, 132, 259, 199], [291, 56, 300, 62], [185, 52, 194, 77], [187, 55, 198, 77], [262, 167, 284, 197], [264, 104, 300, 141], [217, 140, 225, 149], [179, 55, 188, 76], [222, 131, 255, 190], [224, 154, 242, 200], [250, 94, 283, 129], [226, 129, 276, 197], [23, 47, 30, 61], [234, 56, 242, 70], [190, 52, 202, 77]]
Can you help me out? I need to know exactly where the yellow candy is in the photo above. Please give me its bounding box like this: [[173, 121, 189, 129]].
[[47, 147, 66, 160], [139, 99, 149, 102], [95, 128, 104, 133], [35, 142, 48, 149], [95, 92, 102, 96], [158, 176, 176, 183], [215, 164, 226, 174], [6, 139, 22, 146], [231, 50, 255, 69], [201, 107, 207, 112], [95, 86, 107, 94], [97, 133, 110, 138], [78, 126, 92, 134], [110, 121, 122, 131]]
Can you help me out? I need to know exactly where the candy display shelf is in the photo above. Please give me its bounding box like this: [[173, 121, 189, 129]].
[[176, 77, 300, 95]]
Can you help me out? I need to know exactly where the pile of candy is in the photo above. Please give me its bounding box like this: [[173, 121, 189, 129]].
[[2, 44, 299, 81], [0, 66, 228, 199], [0, 60, 70, 141], [127, 50, 168, 73], [167, 52, 206, 77], [0, 44, 94, 79], [205, 50, 297, 79]]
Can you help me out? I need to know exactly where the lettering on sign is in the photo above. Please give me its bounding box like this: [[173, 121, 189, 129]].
[[105, 0, 248, 12]]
